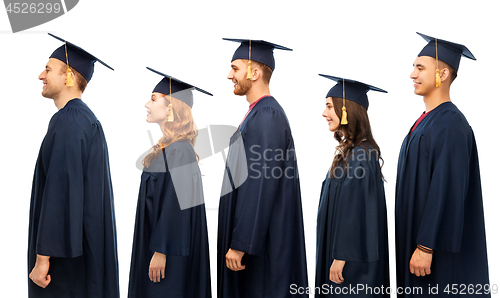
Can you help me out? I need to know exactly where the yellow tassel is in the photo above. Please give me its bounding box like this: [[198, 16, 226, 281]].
[[246, 60, 252, 79], [341, 106, 348, 125], [63, 41, 74, 87], [66, 68, 74, 87], [167, 103, 174, 122], [434, 38, 442, 88], [435, 69, 442, 87]]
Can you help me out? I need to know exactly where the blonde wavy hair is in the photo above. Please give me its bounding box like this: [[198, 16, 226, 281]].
[[142, 94, 198, 168]]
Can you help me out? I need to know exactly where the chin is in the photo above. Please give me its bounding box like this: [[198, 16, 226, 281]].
[[233, 88, 246, 96], [330, 123, 341, 132], [413, 86, 427, 96]]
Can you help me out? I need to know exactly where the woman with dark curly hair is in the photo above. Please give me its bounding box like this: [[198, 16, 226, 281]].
[[128, 68, 212, 298], [315, 75, 390, 297]]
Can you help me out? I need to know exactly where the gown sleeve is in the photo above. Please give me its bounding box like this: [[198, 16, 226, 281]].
[[416, 113, 469, 253], [230, 107, 289, 256], [149, 144, 201, 256], [35, 110, 87, 258], [332, 151, 382, 263]]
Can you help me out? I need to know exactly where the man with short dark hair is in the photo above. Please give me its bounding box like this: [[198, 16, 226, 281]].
[[395, 32, 490, 297], [217, 39, 308, 298], [28, 33, 119, 298]]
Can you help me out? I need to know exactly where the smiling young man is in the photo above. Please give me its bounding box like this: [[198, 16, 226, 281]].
[[27, 34, 119, 298], [395, 33, 490, 297], [217, 39, 308, 298]]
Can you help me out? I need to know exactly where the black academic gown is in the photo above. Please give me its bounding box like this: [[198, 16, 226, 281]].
[[395, 102, 490, 297], [128, 140, 211, 298], [315, 146, 389, 297], [27, 98, 119, 298], [217, 96, 308, 298]]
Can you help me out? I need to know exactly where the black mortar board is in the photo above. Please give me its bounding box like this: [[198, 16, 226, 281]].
[[319, 74, 387, 110], [223, 38, 292, 71], [417, 32, 476, 71], [147, 67, 212, 108], [48, 33, 113, 82]]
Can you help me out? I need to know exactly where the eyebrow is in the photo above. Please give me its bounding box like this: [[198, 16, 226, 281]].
[[414, 63, 425, 68], [231, 64, 238, 70]]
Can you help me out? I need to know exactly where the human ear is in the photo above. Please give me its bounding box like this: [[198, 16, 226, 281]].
[[439, 67, 450, 83], [251, 67, 260, 81]]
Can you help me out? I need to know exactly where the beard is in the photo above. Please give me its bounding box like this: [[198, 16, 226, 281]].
[[233, 77, 252, 96]]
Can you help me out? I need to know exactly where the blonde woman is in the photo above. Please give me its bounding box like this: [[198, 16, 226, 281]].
[[128, 68, 212, 298]]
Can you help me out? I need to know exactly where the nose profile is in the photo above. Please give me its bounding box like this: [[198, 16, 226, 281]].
[[410, 68, 418, 80]]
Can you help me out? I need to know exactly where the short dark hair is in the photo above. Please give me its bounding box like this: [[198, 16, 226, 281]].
[[251, 60, 273, 84], [59, 65, 88, 93], [440, 60, 457, 83]]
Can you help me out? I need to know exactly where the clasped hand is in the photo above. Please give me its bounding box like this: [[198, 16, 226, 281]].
[[409, 247, 433, 277], [226, 248, 246, 271]]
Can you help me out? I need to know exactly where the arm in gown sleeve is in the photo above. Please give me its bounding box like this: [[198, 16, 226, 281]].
[[333, 154, 381, 263], [416, 118, 469, 253], [36, 111, 87, 258], [149, 144, 201, 256], [230, 107, 288, 256]]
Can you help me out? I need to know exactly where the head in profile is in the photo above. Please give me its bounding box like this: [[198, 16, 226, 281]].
[[410, 32, 475, 100], [39, 33, 113, 109], [320, 75, 387, 177], [224, 39, 292, 100], [142, 67, 212, 168]]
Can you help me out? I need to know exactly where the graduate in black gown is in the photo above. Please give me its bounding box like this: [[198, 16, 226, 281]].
[[217, 39, 308, 298], [28, 34, 119, 298], [315, 75, 389, 297], [128, 67, 212, 298], [395, 33, 490, 297]]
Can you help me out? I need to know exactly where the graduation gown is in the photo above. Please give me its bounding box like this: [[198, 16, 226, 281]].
[[315, 146, 389, 297], [27, 98, 119, 298], [395, 102, 490, 297], [128, 140, 211, 298], [217, 96, 308, 298]]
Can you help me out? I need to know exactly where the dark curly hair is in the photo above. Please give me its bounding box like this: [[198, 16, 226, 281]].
[[329, 96, 384, 180]]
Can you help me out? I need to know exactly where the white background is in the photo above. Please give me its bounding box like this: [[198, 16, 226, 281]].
[[1, 0, 499, 297]]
